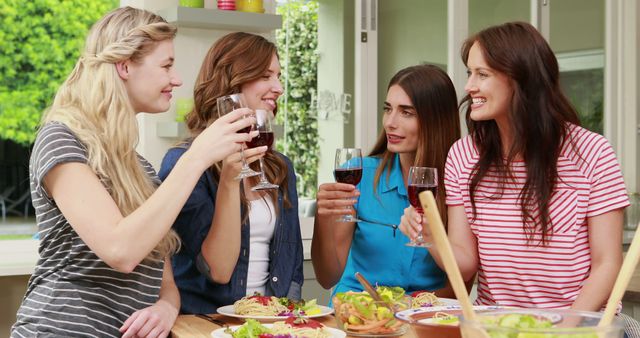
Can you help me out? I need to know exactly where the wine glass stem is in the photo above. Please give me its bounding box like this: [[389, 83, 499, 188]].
[[416, 213, 424, 241], [349, 195, 359, 218], [258, 158, 268, 183], [240, 143, 250, 169]]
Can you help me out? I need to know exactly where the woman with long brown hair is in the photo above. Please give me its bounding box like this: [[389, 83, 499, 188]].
[[158, 32, 303, 314], [311, 64, 460, 298], [401, 22, 629, 313]]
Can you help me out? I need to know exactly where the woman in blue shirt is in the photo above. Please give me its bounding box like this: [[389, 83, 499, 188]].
[[311, 64, 461, 298], [159, 32, 303, 314]]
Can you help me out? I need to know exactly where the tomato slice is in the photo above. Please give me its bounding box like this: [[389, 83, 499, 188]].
[[411, 290, 427, 297], [249, 295, 272, 306], [284, 316, 323, 329]]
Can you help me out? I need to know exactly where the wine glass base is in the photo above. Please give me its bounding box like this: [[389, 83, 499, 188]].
[[235, 168, 261, 180], [405, 241, 432, 248], [251, 182, 279, 191], [336, 216, 362, 223]]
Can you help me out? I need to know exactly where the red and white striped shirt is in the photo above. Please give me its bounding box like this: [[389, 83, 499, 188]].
[[445, 124, 629, 309]]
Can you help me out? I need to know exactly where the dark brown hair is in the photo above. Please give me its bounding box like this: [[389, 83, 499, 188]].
[[369, 64, 461, 223], [460, 22, 580, 244], [185, 32, 290, 211]]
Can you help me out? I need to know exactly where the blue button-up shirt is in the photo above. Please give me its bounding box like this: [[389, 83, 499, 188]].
[[159, 146, 304, 314], [333, 154, 446, 297]]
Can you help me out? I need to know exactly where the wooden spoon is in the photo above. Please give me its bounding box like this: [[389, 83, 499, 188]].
[[599, 222, 640, 327], [355, 272, 409, 313], [419, 190, 490, 338], [355, 272, 384, 302]]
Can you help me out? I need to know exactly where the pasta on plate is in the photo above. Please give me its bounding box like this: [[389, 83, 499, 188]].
[[233, 294, 321, 317]]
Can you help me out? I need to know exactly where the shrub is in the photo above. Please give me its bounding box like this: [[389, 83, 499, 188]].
[[0, 0, 118, 145], [276, 0, 319, 198]]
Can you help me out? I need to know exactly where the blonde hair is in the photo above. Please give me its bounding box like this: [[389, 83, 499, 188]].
[[43, 6, 180, 259]]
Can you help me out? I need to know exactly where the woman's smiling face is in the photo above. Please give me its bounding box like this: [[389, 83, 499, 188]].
[[464, 41, 514, 125], [241, 53, 283, 112]]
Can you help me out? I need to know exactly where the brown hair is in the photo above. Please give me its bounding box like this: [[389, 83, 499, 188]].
[[369, 64, 461, 223], [185, 32, 290, 213], [460, 21, 580, 244]]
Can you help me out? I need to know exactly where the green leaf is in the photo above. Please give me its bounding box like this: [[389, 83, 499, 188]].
[[276, 0, 319, 197], [0, 0, 118, 145]]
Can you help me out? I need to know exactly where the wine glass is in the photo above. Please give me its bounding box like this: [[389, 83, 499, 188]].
[[216, 93, 260, 180], [406, 166, 437, 247], [334, 148, 363, 222], [247, 109, 278, 191]]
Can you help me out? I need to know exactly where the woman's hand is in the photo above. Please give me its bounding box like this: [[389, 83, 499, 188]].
[[219, 145, 267, 183], [399, 206, 430, 242], [188, 108, 258, 170], [315, 182, 359, 217], [120, 299, 178, 338]]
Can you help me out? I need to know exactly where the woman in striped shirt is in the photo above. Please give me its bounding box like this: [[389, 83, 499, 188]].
[[401, 22, 630, 313], [11, 7, 256, 338]]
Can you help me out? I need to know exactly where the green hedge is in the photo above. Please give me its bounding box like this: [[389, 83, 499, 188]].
[[0, 0, 118, 145], [276, 0, 319, 198]]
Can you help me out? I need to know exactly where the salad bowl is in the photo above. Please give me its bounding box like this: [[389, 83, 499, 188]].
[[459, 308, 624, 338]]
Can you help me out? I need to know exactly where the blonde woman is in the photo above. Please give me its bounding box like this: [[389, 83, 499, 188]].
[[11, 7, 256, 338]]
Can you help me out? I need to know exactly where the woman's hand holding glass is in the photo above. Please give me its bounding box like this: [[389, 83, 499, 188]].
[[316, 183, 360, 220], [219, 145, 268, 183], [188, 108, 257, 171], [399, 205, 432, 244]]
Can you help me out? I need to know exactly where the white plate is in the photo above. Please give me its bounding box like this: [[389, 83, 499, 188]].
[[211, 323, 346, 338], [217, 304, 334, 322], [435, 298, 459, 306], [395, 305, 504, 323]]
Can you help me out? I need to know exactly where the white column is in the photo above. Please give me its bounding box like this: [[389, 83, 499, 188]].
[[447, 0, 468, 134], [530, 0, 550, 39], [317, 0, 349, 185], [354, 0, 378, 153], [605, 0, 639, 193]]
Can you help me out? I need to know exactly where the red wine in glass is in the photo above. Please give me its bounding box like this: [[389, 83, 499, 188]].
[[216, 93, 260, 179], [246, 131, 274, 149], [250, 110, 279, 191], [408, 185, 437, 214], [406, 166, 437, 247], [237, 126, 252, 134], [334, 168, 363, 185]]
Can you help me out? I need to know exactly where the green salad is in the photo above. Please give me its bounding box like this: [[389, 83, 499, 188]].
[[333, 287, 408, 335], [225, 319, 270, 338], [375, 286, 407, 304], [480, 314, 599, 338]]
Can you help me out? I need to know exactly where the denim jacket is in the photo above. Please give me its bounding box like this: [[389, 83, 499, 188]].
[[159, 147, 304, 314]]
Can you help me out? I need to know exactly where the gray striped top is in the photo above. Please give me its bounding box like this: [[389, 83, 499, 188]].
[[11, 122, 165, 338]]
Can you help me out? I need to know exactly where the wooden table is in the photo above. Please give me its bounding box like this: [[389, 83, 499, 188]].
[[171, 313, 417, 338]]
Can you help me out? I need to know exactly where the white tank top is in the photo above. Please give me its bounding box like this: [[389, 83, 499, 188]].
[[246, 196, 276, 295]]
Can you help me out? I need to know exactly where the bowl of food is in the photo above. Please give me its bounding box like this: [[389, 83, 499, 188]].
[[333, 288, 411, 337], [395, 305, 503, 338], [459, 308, 624, 338]]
